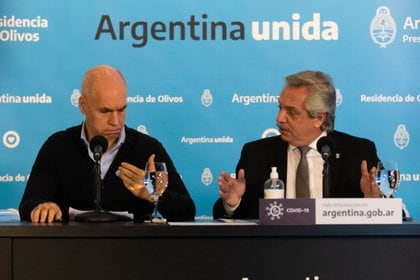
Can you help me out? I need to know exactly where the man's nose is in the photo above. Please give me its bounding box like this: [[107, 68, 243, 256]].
[[276, 109, 286, 123], [108, 111, 119, 125]]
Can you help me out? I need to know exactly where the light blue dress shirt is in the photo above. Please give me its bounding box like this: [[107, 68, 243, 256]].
[[80, 122, 126, 179]]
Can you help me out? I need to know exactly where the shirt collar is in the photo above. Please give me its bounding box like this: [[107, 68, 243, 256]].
[[80, 122, 126, 151], [288, 131, 328, 152]]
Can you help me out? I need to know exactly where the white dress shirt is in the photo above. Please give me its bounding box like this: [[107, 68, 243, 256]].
[[223, 131, 327, 214], [286, 131, 326, 198]]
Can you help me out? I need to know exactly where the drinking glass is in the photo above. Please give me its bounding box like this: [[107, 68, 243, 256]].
[[144, 162, 168, 223], [376, 161, 400, 198]]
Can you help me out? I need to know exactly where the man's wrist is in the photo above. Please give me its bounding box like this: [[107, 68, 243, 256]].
[[223, 198, 241, 216]]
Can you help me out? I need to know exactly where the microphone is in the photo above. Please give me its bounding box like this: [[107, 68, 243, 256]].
[[75, 134, 129, 222], [89, 135, 108, 161], [316, 136, 335, 160], [317, 136, 335, 198]]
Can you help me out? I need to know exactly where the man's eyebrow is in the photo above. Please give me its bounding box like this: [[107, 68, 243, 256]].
[[100, 105, 127, 112], [279, 104, 297, 110]]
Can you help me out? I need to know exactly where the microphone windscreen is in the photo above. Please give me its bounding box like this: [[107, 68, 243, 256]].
[[89, 135, 108, 153], [316, 136, 335, 154]]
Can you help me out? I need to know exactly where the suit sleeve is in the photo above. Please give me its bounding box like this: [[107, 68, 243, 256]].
[[213, 142, 263, 219], [19, 137, 63, 221], [154, 143, 196, 221]]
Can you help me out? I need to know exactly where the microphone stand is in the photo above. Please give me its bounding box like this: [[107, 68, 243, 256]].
[[75, 159, 130, 222], [93, 161, 103, 212], [317, 136, 335, 198], [322, 159, 331, 198]]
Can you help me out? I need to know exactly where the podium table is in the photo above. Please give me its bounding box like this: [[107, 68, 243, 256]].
[[1, 221, 419, 280]]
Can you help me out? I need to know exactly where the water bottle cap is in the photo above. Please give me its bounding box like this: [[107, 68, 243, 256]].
[[270, 167, 279, 179]]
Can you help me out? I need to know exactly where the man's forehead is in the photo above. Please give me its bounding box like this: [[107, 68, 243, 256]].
[[98, 103, 127, 110]]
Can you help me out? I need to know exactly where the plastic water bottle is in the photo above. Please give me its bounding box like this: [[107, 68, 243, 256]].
[[264, 167, 285, 199]]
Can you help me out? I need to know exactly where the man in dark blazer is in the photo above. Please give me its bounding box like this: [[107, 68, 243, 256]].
[[213, 71, 381, 219], [20, 65, 196, 223]]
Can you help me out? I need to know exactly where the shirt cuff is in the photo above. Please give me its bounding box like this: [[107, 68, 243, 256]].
[[223, 198, 241, 217]]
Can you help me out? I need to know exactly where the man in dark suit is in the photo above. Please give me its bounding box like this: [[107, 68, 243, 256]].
[[213, 71, 380, 219]]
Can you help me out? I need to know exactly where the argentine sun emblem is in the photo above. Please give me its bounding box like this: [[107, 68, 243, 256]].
[[370, 6, 397, 48]]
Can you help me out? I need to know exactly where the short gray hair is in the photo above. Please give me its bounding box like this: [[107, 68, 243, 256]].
[[285, 70, 336, 132]]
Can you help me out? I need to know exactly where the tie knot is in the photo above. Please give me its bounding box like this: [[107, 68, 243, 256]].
[[298, 146, 310, 156]]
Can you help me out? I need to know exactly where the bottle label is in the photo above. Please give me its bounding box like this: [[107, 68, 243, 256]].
[[264, 189, 284, 199]]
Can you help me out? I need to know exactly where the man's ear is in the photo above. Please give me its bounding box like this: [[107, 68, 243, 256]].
[[314, 112, 327, 128], [79, 95, 87, 114]]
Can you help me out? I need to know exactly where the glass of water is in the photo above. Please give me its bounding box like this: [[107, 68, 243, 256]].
[[144, 162, 168, 223], [376, 161, 400, 198]]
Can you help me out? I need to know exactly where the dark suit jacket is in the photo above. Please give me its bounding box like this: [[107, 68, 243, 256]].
[[213, 130, 380, 219], [20, 125, 196, 222]]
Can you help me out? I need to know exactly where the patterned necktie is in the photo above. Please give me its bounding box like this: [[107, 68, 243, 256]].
[[296, 146, 310, 198]]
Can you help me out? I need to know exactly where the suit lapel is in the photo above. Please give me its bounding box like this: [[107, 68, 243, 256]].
[[327, 132, 342, 194], [268, 137, 288, 189]]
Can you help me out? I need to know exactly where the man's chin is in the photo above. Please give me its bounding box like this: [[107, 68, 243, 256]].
[[279, 132, 289, 141], [104, 130, 121, 137], [104, 134, 119, 143], [280, 133, 296, 144]]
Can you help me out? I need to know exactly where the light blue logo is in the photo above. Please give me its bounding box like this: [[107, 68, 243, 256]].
[[3, 131, 20, 148], [201, 167, 213, 186], [370, 6, 397, 48], [261, 128, 280, 139], [70, 89, 81, 107], [394, 124, 409, 150], [137, 125, 149, 135], [336, 88, 343, 106], [201, 89, 213, 107]]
